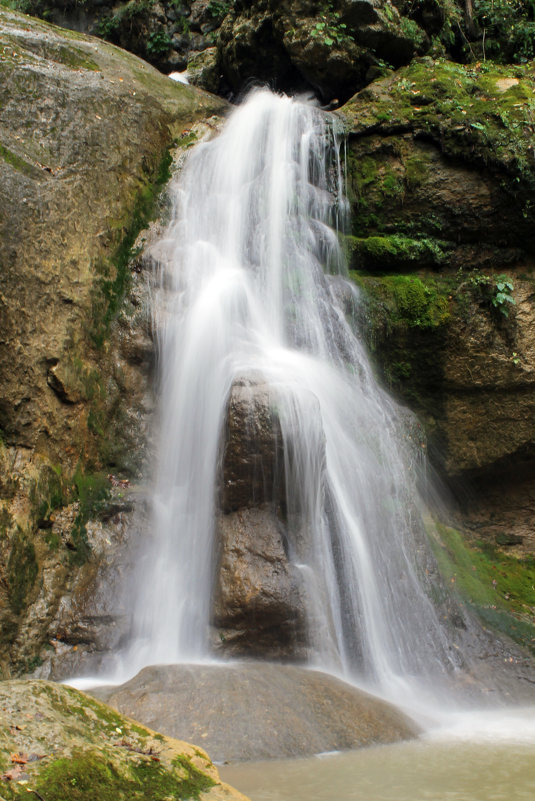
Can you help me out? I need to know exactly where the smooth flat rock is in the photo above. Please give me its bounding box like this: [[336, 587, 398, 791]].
[[91, 662, 419, 762]]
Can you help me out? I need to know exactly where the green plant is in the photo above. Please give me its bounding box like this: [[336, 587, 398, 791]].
[[146, 29, 172, 57], [465, 271, 516, 317], [474, 0, 535, 62], [310, 2, 354, 46], [206, 0, 231, 18]]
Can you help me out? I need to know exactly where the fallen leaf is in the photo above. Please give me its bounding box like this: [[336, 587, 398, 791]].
[[11, 753, 28, 765]]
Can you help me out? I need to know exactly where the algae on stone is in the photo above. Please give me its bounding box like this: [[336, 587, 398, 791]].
[[0, 680, 248, 800]]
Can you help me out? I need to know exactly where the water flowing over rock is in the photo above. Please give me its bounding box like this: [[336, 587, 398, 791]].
[[92, 663, 420, 762], [111, 87, 478, 703]]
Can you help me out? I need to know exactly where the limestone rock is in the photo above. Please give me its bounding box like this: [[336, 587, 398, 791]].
[[93, 662, 420, 761], [0, 679, 248, 801], [217, 0, 426, 103], [213, 507, 307, 659], [220, 376, 285, 513], [0, 8, 227, 675], [339, 60, 535, 270]]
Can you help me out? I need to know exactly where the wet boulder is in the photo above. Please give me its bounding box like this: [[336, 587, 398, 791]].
[[94, 662, 420, 761]]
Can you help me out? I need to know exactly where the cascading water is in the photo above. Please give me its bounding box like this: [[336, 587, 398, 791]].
[[119, 88, 463, 699]]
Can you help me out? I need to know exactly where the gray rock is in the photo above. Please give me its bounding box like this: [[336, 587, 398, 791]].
[[92, 662, 420, 761], [220, 376, 285, 513]]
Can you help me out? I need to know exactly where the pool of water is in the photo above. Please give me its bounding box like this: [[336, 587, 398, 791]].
[[220, 709, 535, 801]]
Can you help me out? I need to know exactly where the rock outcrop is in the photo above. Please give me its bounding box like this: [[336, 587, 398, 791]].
[[0, 8, 227, 676], [213, 377, 307, 659], [93, 663, 420, 761], [338, 59, 535, 634], [338, 59, 535, 484], [0, 679, 248, 800]]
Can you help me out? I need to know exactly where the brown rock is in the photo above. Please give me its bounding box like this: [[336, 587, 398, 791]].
[[213, 506, 307, 659], [0, 8, 227, 675], [220, 376, 285, 513]]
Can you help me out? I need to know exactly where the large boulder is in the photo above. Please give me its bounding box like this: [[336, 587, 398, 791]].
[[93, 663, 420, 761], [215, 376, 306, 658], [339, 59, 535, 272], [220, 376, 285, 513], [0, 8, 227, 676], [0, 679, 248, 800]]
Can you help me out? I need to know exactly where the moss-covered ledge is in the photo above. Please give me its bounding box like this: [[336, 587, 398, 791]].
[[0, 680, 249, 800], [338, 59, 535, 270]]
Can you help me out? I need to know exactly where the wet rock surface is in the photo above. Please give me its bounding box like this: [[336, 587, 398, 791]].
[[92, 662, 420, 761], [213, 507, 307, 659], [220, 377, 285, 513]]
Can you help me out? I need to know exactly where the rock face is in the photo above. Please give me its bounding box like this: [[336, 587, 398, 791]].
[[93, 663, 420, 761], [220, 377, 285, 513], [0, 679, 248, 800], [217, 0, 426, 103], [340, 60, 535, 273], [338, 60, 535, 483], [0, 8, 227, 676], [214, 377, 307, 659], [338, 58, 535, 611], [213, 507, 307, 659], [15, 0, 430, 103]]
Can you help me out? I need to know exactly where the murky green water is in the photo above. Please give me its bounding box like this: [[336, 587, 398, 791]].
[[221, 715, 535, 801]]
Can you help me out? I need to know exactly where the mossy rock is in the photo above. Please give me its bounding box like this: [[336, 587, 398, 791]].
[[344, 234, 449, 271], [0, 679, 248, 800], [428, 520, 535, 654], [339, 59, 535, 267]]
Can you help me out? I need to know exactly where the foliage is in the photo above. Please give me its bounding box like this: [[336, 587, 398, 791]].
[[146, 30, 172, 57], [474, 0, 535, 62], [310, 1, 354, 46], [463, 270, 516, 318], [206, 0, 231, 19]]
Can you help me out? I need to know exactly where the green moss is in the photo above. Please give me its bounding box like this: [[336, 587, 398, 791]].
[[7, 530, 38, 614], [69, 470, 110, 564], [0, 142, 39, 176], [351, 271, 451, 329], [430, 522, 535, 652], [344, 59, 535, 192], [91, 148, 173, 349], [345, 234, 448, 271], [36, 748, 216, 801], [31, 463, 69, 526], [37, 751, 123, 801]]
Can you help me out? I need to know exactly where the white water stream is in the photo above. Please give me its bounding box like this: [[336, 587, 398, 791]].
[[102, 88, 471, 705]]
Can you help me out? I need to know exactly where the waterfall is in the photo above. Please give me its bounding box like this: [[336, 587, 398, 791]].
[[121, 89, 461, 698]]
